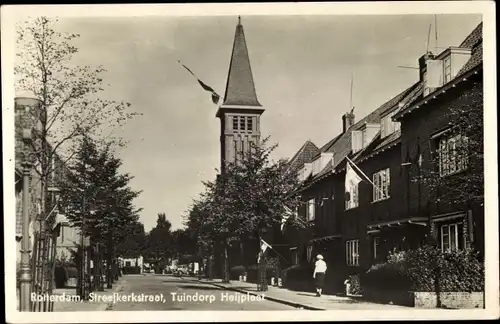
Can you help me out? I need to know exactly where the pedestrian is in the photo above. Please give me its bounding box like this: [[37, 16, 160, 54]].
[[313, 254, 327, 297]]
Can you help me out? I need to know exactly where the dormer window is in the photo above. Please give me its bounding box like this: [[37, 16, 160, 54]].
[[381, 110, 401, 138]]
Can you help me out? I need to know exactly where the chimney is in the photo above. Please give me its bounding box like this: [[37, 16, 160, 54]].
[[342, 112, 355, 133], [418, 52, 434, 81]]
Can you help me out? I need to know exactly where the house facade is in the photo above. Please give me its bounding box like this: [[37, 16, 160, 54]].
[[283, 22, 484, 292]]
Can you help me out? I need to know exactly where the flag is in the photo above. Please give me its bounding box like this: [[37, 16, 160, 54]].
[[345, 160, 362, 204], [281, 206, 295, 231], [178, 61, 221, 104], [260, 238, 272, 254]]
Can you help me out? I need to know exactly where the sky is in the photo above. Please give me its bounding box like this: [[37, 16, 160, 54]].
[[55, 14, 482, 232]]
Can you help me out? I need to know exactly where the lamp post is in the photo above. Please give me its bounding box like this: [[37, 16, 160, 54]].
[[16, 91, 41, 312], [19, 127, 33, 311]]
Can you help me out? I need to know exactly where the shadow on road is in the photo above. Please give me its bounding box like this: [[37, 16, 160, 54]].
[[175, 284, 223, 291]]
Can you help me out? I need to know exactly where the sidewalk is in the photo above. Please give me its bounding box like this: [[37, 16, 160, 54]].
[[190, 278, 410, 310], [52, 280, 125, 312]]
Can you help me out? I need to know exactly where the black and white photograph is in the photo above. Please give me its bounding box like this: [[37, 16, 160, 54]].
[[2, 2, 498, 323]]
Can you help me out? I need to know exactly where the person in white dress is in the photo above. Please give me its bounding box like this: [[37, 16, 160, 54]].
[[313, 254, 327, 296]]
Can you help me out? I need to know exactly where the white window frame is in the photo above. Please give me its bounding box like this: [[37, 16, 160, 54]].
[[345, 182, 359, 210], [290, 247, 299, 265], [438, 133, 468, 177], [373, 168, 390, 202], [346, 240, 360, 266], [440, 222, 464, 252], [306, 198, 315, 221], [444, 55, 452, 83]]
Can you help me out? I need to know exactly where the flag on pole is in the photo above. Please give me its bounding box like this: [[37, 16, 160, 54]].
[[178, 60, 221, 104], [281, 206, 296, 231], [345, 159, 362, 205], [257, 238, 272, 263], [345, 156, 385, 198], [260, 238, 272, 254]]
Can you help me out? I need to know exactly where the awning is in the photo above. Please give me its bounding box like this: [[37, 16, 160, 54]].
[[308, 234, 341, 244], [367, 217, 428, 232]]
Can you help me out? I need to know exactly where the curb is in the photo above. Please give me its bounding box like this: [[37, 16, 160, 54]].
[[184, 277, 325, 310], [103, 279, 126, 311]]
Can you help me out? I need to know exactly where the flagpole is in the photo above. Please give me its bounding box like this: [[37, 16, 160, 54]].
[[346, 156, 385, 196]]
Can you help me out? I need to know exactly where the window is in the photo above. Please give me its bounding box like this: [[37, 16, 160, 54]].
[[306, 199, 315, 221], [373, 168, 390, 202], [232, 116, 239, 130], [290, 248, 299, 265], [345, 182, 359, 210], [438, 133, 468, 177], [346, 240, 359, 266], [247, 117, 253, 132], [441, 222, 464, 252], [60, 225, 65, 243], [373, 237, 380, 259], [239, 116, 245, 130], [444, 56, 452, 83]]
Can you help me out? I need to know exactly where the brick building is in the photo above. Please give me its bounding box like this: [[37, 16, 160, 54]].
[[283, 22, 484, 292]]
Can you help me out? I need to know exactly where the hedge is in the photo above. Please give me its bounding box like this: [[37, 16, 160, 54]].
[[229, 265, 246, 280], [361, 245, 484, 293]]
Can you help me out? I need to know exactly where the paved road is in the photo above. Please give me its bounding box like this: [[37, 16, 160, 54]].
[[108, 275, 295, 310]]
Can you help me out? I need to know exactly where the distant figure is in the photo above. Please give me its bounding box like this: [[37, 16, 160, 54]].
[[313, 254, 327, 297]]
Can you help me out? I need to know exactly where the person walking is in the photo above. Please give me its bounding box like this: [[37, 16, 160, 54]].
[[313, 254, 327, 297]]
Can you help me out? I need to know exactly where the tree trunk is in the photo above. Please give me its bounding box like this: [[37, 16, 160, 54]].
[[258, 251, 268, 292], [208, 244, 214, 281], [222, 240, 230, 283], [107, 231, 113, 289]]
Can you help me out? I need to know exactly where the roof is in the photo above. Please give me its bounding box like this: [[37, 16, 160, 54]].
[[306, 82, 419, 183], [394, 22, 483, 120], [222, 19, 261, 107], [288, 140, 320, 172]]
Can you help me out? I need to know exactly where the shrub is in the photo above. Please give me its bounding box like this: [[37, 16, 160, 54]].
[[229, 265, 246, 280], [66, 267, 78, 278], [54, 266, 68, 288], [361, 245, 484, 293], [347, 274, 363, 295]]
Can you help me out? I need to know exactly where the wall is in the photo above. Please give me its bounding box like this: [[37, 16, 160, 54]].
[[399, 74, 484, 254]]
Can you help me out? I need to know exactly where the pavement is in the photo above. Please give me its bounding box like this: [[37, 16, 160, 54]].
[[108, 274, 294, 310], [52, 280, 126, 312], [186, 277, 411, 310]]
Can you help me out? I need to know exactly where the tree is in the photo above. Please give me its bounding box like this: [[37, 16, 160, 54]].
[[416, 80, 483, 207], [15, 16, 141, 229], [115, 221, 147, 259], [58, 135, 142, 286], [145, 213, 173, 264], [189, 137, 305, 286]]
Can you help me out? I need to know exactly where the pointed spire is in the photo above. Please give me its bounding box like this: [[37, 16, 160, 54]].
[[222, 16, 261, 107]]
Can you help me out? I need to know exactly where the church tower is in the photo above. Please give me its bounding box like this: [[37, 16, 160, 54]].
[[217, 17, 264, 172]]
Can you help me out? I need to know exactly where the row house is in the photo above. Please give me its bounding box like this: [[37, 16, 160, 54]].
[[283, 22, 484, 291]]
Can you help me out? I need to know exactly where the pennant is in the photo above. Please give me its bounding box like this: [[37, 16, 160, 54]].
[[179, 61, 221, 105]]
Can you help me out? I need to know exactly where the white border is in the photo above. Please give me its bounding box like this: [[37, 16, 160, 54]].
[[2, 2, 498, 322]]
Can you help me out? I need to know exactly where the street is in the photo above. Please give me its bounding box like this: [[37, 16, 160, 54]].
[[108, 275, 295, 311]]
